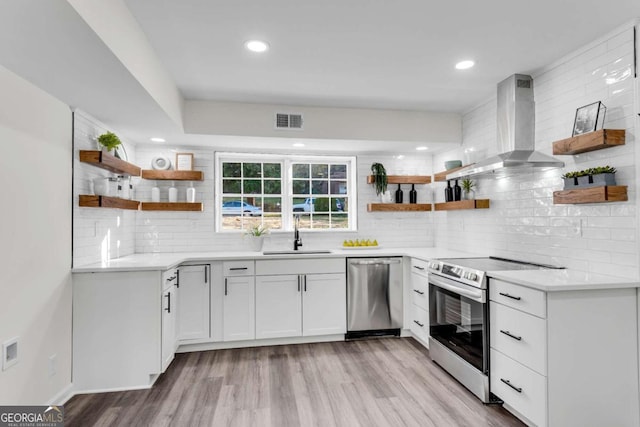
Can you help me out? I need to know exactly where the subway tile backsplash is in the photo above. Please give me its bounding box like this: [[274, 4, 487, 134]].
[[434, 24, 638, 279]]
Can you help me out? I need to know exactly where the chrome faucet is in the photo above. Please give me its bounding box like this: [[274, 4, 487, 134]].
[[293, 215, 303, 250]]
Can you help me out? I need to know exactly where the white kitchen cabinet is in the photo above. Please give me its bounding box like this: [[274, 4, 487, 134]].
[[161, 280, 177, 372], [489, 278, 639, 427], [255, 258, 346, 339], [223, 261, 255, 342], [302, 273, 346, 336], [255, 275, 302, 339], [177, 264, 210, 341], [409, 258, 429, 346]]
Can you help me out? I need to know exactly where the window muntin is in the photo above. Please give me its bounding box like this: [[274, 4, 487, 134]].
[[216, 153, 356, 232]]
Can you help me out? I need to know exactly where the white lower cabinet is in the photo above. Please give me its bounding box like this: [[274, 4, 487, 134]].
[[177, 265, 210, 341], [255, 258, 346, 339], [489, 278, 639, 427], [161, 281, 177, 372], [223, 275, 256, 342], [255, 275, 302, 339], [409, 258, 429, 345]]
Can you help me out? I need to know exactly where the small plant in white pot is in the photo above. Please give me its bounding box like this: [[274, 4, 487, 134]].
[[97, 131, 122, 156], [461, 178, 475, 200], [245, 224, 269, 252]]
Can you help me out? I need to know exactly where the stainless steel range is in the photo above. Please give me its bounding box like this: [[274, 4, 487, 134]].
[[426, 256, 562, 403]]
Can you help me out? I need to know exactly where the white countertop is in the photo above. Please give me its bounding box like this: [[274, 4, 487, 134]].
[[489, 269, 639, 292], [71, 247, 483, 273]]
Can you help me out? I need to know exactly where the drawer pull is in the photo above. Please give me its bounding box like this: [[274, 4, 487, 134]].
[[500, 330, 522, 341], [413, 265, 425, 271], [229, 267, 248, 271], [500, 378, 522, 393], [413, 320, 424, 327], [167, 275, 177, 281], [499, 292, 521, 301], [413, 289, 425, 295]]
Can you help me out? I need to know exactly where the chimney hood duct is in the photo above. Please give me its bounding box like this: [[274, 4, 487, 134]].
[[446, 74, 564, 180]]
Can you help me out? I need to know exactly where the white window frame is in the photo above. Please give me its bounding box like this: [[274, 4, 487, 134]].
[[215, 152, 357, 233]]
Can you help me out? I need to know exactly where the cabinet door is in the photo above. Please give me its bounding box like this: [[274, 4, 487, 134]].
[[177, 265, 210, 341], [255, 275, 302, 339], [303, 273, 346, 336], [410, 271, 429, 311], [223, 276, 255, 341], [161, 285, 177, 372]]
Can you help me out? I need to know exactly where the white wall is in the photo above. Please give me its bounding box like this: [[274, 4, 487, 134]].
[[0, 65, 72, 403], [72, 111, 137, 267], [434, 24, 639, 278], [131, 145, 434, 253]]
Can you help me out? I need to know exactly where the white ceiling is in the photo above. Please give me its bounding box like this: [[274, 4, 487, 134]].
[[0, 1, 638, 154], [125, 0, 640, 113]]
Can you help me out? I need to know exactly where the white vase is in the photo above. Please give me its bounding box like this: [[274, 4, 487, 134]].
[[379, 190, 393, 203], [247, 236, 264, 252]]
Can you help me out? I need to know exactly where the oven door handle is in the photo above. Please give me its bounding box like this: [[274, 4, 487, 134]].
[[429, 275, 485, 303]]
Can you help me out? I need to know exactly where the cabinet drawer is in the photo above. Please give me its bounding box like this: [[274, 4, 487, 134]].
[[410, 304, 429, 343], [490, 302, 546, 375], [410, 258, 429, 277], [491, 349, 547, 427], [223, 260, 255, 276], [490, 279, 546, 318], [162, 268, 178, 290], [411, 274, 428, 310]]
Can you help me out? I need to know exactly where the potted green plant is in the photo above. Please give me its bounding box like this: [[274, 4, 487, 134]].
[[245, 224, 269, 251], [97, 132, 122, 157], [461, 178, 475, 200], [562, 166, 616, 189], [371, 162, 390, 202]]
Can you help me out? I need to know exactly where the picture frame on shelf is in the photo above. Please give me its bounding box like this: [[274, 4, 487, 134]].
[[572, 101, 606, 136], [176, 152, 194, 171]]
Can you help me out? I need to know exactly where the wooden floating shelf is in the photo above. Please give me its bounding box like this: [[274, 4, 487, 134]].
[[552, 129, 625, 155], [79, 195, 140, 210], [366, 175, 431, 185], [553, 186, 627, 204], [140, 202, 204, 211], [367, 203, 432, 212], [141, 170, 204, 181], [79, 150, 141, 176], [434, 199, 490, 211], [434, 164, 474, 182]]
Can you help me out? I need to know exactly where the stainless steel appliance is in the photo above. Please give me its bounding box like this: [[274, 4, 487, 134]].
[[427, 256, 562, 403], [347, 257, 403, 339]]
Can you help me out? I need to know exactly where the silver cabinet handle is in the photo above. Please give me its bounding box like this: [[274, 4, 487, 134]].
[[500, 330, 522, 341], [413, 265, 425, 270], [500, 378, 522, 393], [229, 267, 248, 271], [413, 289, 425, 295], [297, 275, 301, 292], [304, 275, 307, 292], [164, 292, 171, 313], [499, 292, 521, 301], [413, 320, 424, 327], [224, 278, 228, 296]]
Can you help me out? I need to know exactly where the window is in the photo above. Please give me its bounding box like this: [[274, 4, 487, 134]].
[[216, 153, 356, 232]]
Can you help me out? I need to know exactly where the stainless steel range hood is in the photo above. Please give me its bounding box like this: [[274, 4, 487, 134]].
[[447, 74, 564, 180]]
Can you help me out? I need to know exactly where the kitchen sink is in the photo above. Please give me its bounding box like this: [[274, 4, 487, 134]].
[[262, 250, 333, 255]]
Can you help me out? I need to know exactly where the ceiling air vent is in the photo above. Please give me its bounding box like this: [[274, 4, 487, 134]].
[[275, 113, 303, 130]]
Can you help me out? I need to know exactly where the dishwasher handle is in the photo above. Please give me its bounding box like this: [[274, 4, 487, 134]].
[[350, 259, 401, 266]]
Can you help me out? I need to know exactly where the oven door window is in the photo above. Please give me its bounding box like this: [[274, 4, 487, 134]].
[[430, 283, 486, 371]]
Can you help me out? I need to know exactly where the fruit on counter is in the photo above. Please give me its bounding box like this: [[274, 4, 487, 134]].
[[342, 239, 379, 247]]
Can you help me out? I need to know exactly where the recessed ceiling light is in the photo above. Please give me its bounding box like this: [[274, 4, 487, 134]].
[[150, 137, 165, 142], [293, 143, 305, 147], [455, 60, 475, 70], [245, 40, 269, 53], [416, 146, 428, 151]]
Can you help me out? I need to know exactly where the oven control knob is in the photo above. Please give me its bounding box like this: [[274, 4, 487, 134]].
[[429, 262, 440, 270], [466, 272, 478, 281]]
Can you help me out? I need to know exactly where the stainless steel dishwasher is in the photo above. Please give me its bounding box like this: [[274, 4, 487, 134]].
[[346, 257, 403, 339]]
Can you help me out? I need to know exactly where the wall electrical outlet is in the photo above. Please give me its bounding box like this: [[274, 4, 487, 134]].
[[2, 337, 19, 371]]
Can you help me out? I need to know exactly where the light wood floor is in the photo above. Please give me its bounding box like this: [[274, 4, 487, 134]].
[[65, 338, 524, 426]]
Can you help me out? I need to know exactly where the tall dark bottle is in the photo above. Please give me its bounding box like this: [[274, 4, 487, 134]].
[[453, 180, 462, 201], [409, 184, 417, 204], [445, 181, 453, 202], [395, 184, 403, 203]]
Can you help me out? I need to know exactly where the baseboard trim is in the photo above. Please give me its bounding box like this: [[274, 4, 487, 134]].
[[176, 334, 345, 353], [72, 383, 154, 396], [48, 383, 75, 405]]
